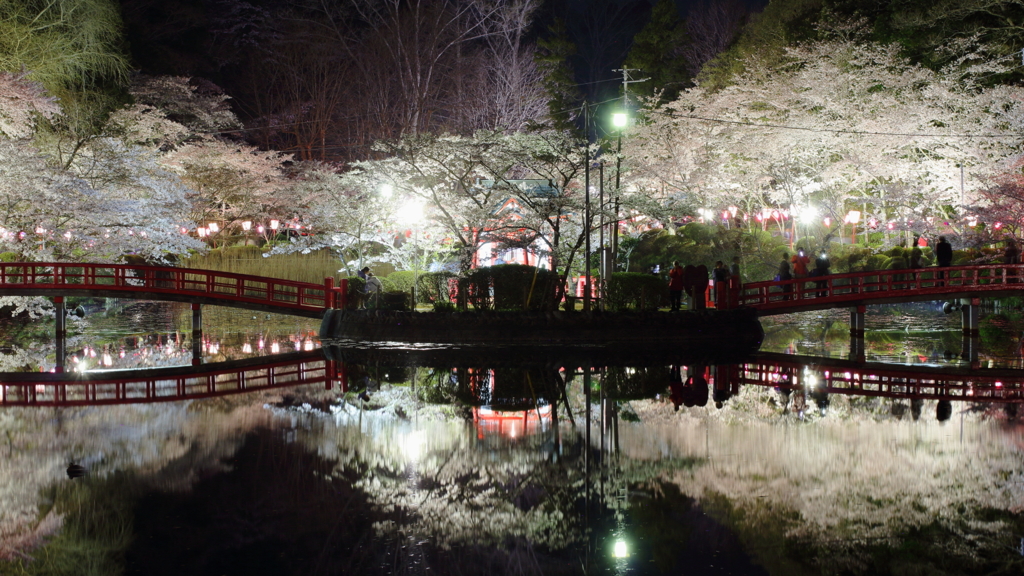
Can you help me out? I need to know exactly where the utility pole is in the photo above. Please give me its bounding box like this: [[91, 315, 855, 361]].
[[611, 67, 649, 112], [610, 69, 646, 278]]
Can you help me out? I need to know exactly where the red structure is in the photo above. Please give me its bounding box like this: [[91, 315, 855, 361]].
[[0, 351, 341, 407], [734, 352, 1024, 403], [0, 262, 336, 317], [731, 264, 1024, 315]]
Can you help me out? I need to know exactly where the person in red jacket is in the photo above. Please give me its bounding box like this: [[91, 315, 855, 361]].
[[668, 261, 685, 311], [791, 247, 810, 278]]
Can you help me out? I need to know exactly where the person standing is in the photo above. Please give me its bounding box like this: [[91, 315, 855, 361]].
[[668, 261, 685, 311], [1004, 238, 1020, 283], [791, 247, 810, 278], [935, 236, 953, 285], [813, 252, 830, 297], [363, 271, 383, 309], [778, 253, 793, 300], [712, 260, 730, 307], [1005, 238, 1020, 264]]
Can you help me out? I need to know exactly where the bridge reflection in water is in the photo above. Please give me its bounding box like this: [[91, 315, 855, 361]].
[[3, 347, 1022, 411]]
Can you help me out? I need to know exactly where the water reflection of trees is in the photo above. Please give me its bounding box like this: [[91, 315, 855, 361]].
[[617, 418, 1024, 574]]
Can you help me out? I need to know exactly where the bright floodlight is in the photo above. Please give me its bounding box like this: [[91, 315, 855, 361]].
[[613, 539, 628, 558], [613, 113, 628, 128], [396, 199, 425, 226], [798, 206, 818, 223], [381, 184, 394, 197]]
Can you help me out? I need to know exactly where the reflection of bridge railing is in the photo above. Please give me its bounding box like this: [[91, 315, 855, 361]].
[[0, 351, 336, 407], [733, 264, 1024, 314], [735, 353, 1024, 403], [0, 262, 333, 317]]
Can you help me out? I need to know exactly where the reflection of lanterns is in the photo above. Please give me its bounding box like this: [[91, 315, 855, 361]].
[[270, 342, 280, 353], [242, 343, 252, 354]]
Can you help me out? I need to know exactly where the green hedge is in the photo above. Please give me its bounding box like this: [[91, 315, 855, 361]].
[[417, 271, 457, 305], [459, 264, 561, 311], [606, 272, 667, 311]]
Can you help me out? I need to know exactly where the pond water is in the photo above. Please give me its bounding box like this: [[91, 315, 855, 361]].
[[1, 300, 1023, 575]]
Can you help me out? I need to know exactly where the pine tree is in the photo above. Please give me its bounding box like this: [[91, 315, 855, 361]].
[[621, 0, 690, 104], [534, 18, 582, 133]]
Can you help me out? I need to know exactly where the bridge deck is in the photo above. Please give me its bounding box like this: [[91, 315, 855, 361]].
[[0, 262, 333, 318], [735, 264, 1024, 315]]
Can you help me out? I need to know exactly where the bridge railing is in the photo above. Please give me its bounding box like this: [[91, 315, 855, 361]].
[[0, 355, 334, 407], [0, 263, 332, 313], [735, 264, 1024, 310], [736, 357, 1024, 402]]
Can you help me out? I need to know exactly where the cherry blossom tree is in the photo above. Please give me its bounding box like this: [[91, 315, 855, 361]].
[[627, 29, 1024, 241]]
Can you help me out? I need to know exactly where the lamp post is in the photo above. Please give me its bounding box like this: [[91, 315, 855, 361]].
[[396, 198, 425, 309], [612, 112, 627, 276]]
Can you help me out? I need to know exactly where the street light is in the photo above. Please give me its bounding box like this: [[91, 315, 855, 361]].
[[396, 199, 426, 308], [611, 113, 628, 278]]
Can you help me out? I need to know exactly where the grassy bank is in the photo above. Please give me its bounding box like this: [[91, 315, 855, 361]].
[[182, 247, 344, 284]]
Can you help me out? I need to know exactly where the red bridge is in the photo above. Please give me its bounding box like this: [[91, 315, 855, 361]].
[[733, 352, 1024, 403], [0, 262, 337, 318], [4, 350, 1019, 407], [0, 350, 344, 407], [726, 263, 1024, 316]]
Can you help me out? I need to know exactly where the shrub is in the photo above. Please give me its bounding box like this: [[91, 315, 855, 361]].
[[386, 271, 419, 293], [606, 272, 667, 311], [417, 272, 457, 305], [457, 265, 561, 311]]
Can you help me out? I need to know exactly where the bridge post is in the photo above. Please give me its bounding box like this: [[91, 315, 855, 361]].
[[961, 297, 980, 337], [325, 359, 335, 390], [54, 296, 65, 374], [850, 305, 865, 338], [324, 277, 335, 309], [191, 303, 203, 366], [849, 334, 865, 363]]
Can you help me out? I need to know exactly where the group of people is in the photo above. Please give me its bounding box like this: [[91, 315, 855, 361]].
[[777, 247, 832, 298], [667, 257, 740, 311], [357, 266, 383, 308], [774, 235, 962, 297]]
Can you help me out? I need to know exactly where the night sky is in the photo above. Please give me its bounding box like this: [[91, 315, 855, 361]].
[[118, 0, 770, 117]]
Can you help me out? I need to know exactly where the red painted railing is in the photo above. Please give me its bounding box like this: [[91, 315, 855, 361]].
[[734, 264, 1024, 312], [0, 263, 335, 315], [736, 354, 1024, 402], [0, 354, 342, 407]]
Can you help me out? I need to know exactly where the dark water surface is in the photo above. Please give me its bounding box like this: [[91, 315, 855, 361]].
[[1, 301, 1023, 575]]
